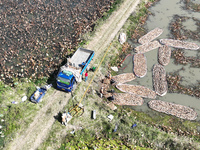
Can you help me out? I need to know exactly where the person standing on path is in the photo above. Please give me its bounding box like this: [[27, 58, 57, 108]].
[[85, 71, 88, 82]]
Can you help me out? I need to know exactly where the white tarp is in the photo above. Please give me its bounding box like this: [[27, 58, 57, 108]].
[[60, 66, 82, 82], [119, 33, 126, 44]]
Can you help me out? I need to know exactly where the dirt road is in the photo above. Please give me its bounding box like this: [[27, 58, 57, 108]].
[[6, 0, 142, 149]]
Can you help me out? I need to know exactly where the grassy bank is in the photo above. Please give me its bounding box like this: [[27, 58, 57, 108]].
[[0, 77, 51, 148]]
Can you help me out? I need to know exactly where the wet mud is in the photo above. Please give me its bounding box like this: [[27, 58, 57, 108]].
[[0, 0, 114, 83]]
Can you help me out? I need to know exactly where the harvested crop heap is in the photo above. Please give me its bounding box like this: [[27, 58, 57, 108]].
[[113, 93, 143, 106], [148, 100, 197, 120], [160, 39, 199, 50], [158, 45, 171, 66], [111, 73, 136, 85], [133, 53, 147, 78], [116, 83, 156, 99], [152, 64, 168, 96]]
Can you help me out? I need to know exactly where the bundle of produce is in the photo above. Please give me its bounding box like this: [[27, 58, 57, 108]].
[[112, 93, 143, 106], [111, 73, 136, 85], [158, 45, 171, 66], [160, 39, 199, 50], [135, 41, 161, 53], [152, 64, 168, 96], [116, 83, 156, 99], [138, 27, 163, 44], [148, 100, 197, 120], [133, 53, 147, 78]]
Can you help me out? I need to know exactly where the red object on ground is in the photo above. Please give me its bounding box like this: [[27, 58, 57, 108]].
[[85, 72, 88, 77]]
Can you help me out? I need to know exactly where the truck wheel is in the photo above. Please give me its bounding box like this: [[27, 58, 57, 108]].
[[72, 82, 77, 91]]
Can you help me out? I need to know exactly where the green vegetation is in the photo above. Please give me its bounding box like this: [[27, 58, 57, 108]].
[[0, 77, 50, 148], [59, 132, 146, 149], [102, 0, 124, 21]]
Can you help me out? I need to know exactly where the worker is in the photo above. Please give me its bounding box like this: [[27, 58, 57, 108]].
[[107, 71, 112, 79], [100, 87, 104, 98], [85, 71, 88, 82], [111, 89, 115, 93], [109, 95, 115, 101]]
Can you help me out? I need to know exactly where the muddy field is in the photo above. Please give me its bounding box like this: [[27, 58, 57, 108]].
[[0, 0, 114, 82]]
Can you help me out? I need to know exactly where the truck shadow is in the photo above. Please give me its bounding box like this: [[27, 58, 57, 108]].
[[54, 111, 63, 124]]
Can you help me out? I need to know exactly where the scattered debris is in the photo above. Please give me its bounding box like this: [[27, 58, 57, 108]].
[[21, 96, 27, 102], [92, 110, 96, 119], [108, 114, 114, 121], [138, 27, 163, 44], [113, 124, 118, 132], [11, 101, 18, 104], [70, 130, 75, 134], [119, 33, 126, 44], [107, 103, 117, 110], [111, 66, 119, 72], [148, 100, 198, 120], [131, 123, 137, 128]]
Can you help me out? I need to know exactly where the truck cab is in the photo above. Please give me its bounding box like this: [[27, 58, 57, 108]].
[[56, 48, 94, 92], [57, 71, 76, 92]]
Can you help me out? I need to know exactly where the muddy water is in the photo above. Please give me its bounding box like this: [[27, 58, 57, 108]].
[[119, 0, 200, 121]]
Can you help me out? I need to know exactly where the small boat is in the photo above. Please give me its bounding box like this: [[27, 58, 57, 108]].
[[148, 100, 197, 120], [111, 73, 136, 85], [158, 45, 171, 66], [112, 93, 143, 106], [135, 41, 161, 53], [133, 53, 147, 78], [116, 83, 156, 99], [138, 27, 163, 44], [152, 64, 167, 96], [160, 39, 200, 50], [30, 84, 52, 103]]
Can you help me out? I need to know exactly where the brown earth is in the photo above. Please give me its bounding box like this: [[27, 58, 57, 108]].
[[6, 0, 142, 149]]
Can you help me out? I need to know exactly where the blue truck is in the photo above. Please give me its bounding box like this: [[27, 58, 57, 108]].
[[56, 47, 95, 92]]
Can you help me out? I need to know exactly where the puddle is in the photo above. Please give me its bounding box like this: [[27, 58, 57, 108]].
[[120, 0, 200, 121], [192, 0, 200, 5], [182, 18, 198, 31]]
